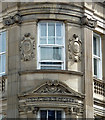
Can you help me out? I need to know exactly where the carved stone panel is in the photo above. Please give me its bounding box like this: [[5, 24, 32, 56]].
[[68, 34, 82, 62], [20, 33, 35, 61]]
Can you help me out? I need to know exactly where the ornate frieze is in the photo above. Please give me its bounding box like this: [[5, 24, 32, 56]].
[[20, 33, 35, 61], [3, 13, 22, 26], [81, 15, 97, 28], [68, 34, 82, 62], [26, 96, 78, 103]]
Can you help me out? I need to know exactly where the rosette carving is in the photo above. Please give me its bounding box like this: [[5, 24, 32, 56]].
[[20, 33, 35, 61], [68, 34, 82, 62]]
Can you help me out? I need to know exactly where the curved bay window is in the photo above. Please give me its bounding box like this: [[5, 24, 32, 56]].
[[37, 21, 65, 70]]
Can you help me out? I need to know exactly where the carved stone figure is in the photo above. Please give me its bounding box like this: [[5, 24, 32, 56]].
[[20, 33, 35, 61], [68, 34, 82, 62]]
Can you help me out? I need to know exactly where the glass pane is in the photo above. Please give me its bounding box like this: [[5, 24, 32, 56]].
[[1, 32, 6, 52], [94, 58, 97, 76], [40, 23, 47, 36], [48, 37, 55, 44], [40, 110, 47, 120], [93, 36, 97, 55], [97, 38, 100, 57], [48, 110, 55, 120], [56, 37, 62, 45], [0, 56, 1, 73], [40, 47, 62, 60], [2, 54, 6, 73], [41, 66, 61, 70], [41, 62, 61, 65], [0, 33, 2, 53], [40, 38, 47, 44], [56, 23, 61, 36], [48, 23, 55, 36], [56, 111, 62, 120]]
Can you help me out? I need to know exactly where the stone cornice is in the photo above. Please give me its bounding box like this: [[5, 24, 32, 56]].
[[18, 70, 83, 76]]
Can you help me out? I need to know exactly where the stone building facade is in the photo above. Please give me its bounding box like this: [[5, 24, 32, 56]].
[[0, 1, 105, 119]]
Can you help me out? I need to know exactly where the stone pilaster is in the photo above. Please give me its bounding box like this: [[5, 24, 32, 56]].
[[82, 27, 94, 118], [7, 25, 20, 118]]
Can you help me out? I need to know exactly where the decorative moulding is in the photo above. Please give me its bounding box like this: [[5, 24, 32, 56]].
[[68, 34, 82, 62], [20, 33, 35, 61], [3, 13, 22, 26], [18, 80, 84, 114]]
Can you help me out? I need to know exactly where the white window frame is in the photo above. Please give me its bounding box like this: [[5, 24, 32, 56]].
[[37, 21, 65, 70], [93, 33, 102, 79], [37, 108, 65, 119], [0, 30, 6, 76]]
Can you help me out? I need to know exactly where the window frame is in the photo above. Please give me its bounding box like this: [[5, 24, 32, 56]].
[[37, 108, 65, 119], [93, 32, 102, 79], [0, 30, 6, 76], [37, 21, 65, 70]]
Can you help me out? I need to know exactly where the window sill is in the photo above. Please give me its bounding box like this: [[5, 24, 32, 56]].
[[19, 69, 83, 76]]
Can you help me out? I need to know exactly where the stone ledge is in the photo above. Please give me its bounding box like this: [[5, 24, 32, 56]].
[[18, 70, 83, 76], [94, 98, 105, 107]]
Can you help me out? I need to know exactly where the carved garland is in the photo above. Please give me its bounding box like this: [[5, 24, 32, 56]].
[[68, 34, 82, 62], [20, 33, 35, 61]]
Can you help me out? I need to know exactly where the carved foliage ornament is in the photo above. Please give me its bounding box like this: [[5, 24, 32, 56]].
[[3, 13, 22, 26], [65, 106, 81, 115], [81, 15, 97, 28], [20, 33, 35, 61], [68, 34, 82, 62], [19, 106, 39, 115]]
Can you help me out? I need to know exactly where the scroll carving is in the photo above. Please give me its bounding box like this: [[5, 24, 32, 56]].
[[81, 15, 97, 28], [68, 34, 82, 62], [3, 13, 22, 26], [20, 33, 35, 61]]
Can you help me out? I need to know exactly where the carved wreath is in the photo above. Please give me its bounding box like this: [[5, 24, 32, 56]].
[[20, 33, 35, 61], [68, 34, 82, 62]]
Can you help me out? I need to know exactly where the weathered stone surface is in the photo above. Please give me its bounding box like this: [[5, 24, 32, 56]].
[[0, 2, 105, 119]]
